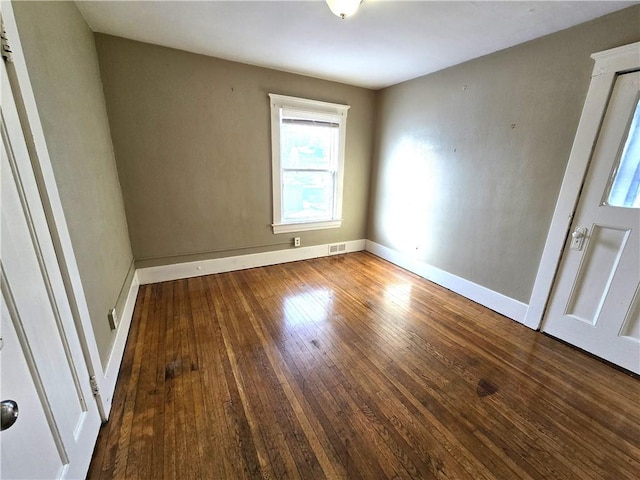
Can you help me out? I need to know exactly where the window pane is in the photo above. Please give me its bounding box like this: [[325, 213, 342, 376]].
[[280, 122, 338, 170], [607, 99, 640, 208], [282, 171, 334, 222]]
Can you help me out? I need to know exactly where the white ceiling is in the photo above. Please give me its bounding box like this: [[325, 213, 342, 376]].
[[76, 0, 638, 90]]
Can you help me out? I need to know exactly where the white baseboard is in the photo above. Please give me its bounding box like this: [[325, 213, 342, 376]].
[[137, 239, 367, 285], [365, 240, 528, 324], [102, 270, 140, 417]]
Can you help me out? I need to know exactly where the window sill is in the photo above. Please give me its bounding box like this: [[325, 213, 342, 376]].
[[272, 219, 342, 234]]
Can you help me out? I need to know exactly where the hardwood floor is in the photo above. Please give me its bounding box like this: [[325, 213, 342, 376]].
[[87, 252, 640, 479]]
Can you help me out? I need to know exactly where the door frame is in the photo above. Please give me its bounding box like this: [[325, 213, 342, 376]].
[[525, 41, 640, 330], [0, 2, 107, 418]]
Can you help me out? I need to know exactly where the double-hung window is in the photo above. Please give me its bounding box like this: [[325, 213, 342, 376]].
[[269, 94, 350, 234]]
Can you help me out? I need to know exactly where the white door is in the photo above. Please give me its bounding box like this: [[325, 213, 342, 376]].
[[0, 56, 101, 478], [542, 70, 640, 374]]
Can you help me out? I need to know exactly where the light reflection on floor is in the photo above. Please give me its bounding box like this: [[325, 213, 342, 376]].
[[283, 288, 333, 329], [384, 283, 413, 311]]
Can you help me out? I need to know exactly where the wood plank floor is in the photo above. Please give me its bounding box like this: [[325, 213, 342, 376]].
[[87, 252, 640, 479]]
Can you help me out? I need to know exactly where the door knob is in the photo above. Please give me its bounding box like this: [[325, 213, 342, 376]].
[[1, 400, 19, 431]]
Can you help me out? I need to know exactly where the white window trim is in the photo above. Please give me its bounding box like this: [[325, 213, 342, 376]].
[[269, 93, 350, 234]]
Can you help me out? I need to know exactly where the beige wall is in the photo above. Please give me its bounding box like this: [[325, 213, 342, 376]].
[[13, 1, 134, 365], [94, 35, 376, 267], [368, 6, 640, 304]]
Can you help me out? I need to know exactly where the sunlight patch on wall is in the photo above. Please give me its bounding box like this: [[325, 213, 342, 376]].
[[376, 136, 441, 260]]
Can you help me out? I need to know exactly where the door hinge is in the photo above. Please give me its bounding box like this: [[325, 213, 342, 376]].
[[89, 375, 100, 396], [1, 20, 14, 63]]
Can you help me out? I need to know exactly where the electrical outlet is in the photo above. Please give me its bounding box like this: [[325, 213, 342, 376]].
[[294, 237, 301, 247], [108, 308, 119, 330]]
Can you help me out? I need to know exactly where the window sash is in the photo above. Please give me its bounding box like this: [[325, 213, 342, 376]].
[[281, 170, 336, 223]]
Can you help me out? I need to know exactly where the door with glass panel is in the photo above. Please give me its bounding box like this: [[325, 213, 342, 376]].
[[542, 71, 640, 374]]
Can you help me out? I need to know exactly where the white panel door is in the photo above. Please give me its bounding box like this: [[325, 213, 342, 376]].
[[543, 71, 640, 374], [0, 57, 101, 478]]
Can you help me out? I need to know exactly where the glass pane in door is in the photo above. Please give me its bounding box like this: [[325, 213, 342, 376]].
[[606, 97, 640, 208]]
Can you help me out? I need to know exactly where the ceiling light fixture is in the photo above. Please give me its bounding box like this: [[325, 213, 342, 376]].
[[326, 0, 362, 19]]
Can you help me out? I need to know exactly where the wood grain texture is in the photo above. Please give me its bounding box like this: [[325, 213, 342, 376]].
[[87, 252, 640, 479]]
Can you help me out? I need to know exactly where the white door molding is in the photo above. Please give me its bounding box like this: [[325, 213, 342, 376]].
[[525, 42, 640, 330], [0, 2, 107, 417]]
